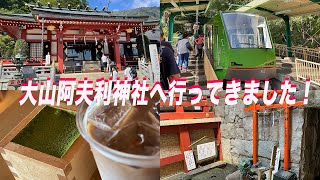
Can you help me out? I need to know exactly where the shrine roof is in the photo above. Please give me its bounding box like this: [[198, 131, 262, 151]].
[[27, 4, 150, 22], [0, 13, 36, 22]]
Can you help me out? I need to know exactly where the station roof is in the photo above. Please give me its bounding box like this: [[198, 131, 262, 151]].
[[236, 0, 320, 19], [160, 0, 209, 14]]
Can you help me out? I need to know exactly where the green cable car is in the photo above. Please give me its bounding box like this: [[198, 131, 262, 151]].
[[204, 12, 276, 81]]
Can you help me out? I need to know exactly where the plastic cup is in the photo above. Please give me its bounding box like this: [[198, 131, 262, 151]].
[[76, 101, 160, 180]]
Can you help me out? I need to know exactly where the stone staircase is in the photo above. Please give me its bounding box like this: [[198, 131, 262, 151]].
[[182, 54, 207, 89]]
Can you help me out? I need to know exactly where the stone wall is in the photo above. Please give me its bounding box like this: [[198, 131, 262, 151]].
[[300, 108, 320, 179], [216, 98, 305, 177]]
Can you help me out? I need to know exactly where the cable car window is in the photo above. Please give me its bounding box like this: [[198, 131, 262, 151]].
[[222, 13, 272, 49]]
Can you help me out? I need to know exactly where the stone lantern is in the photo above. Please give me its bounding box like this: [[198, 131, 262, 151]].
[[13, 52, 26, 80]]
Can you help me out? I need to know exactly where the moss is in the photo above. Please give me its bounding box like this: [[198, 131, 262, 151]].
[[12, 106, 79, 158]]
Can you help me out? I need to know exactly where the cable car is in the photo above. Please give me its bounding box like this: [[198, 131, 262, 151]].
[[204, 12, 276, 82]]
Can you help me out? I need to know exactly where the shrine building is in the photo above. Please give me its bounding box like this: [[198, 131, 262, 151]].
[[0, 3, 158, 73]]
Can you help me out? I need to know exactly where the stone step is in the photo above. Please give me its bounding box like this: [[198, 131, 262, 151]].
[[187, 81, 207, 87], [188, 65, 204, 70]]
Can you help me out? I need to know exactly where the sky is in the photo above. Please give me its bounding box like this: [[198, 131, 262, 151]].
[[87, 0, 159, 11]]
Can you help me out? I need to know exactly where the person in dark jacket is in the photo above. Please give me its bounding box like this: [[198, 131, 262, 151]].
[[160, 28, 180, 90]]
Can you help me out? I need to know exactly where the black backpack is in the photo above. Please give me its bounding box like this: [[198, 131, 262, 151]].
[[130, 67, 137, 79]]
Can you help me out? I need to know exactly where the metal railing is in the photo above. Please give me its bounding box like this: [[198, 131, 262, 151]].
[[0, 63, 55, 90], [138, 60, 153, 82], [275, 44, 320, 63], [295, 58, 320, 86]]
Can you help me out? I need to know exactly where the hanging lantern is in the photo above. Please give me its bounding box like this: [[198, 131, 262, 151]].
[[126, 28, 133, 33], [47, 25, 55, 31]]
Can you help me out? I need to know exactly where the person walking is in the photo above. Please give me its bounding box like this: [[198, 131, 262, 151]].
[[160, 28, 181, 90], [177, 33, 193, 72], [195, 34, 204, 60]]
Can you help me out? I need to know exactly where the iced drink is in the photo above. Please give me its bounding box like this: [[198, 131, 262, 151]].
[[77, 93, 160, 180]]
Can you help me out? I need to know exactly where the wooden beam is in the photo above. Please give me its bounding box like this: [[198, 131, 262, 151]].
[[160, 112, 214, 120], [160, 154, 184, 166], [160, 117, 222, 126], [179, 125, 191, 172]]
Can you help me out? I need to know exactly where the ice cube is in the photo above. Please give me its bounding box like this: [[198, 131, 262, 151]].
[[107, 122, 160, 156], [87, 100, 132, 130]]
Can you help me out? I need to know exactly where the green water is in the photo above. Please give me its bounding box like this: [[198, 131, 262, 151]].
[[12, 106, 80, 158]]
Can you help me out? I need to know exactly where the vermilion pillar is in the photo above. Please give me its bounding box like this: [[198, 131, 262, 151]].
[[21, 29, 27, 40], [126, 32, 130, 42], [47, 30, 52, 56], [57, 32, 64, 73], [113, 35, 121, 70]]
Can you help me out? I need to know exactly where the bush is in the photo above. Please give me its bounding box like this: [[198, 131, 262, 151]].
[[0, 34, 15, 58], [13, 39, 29, 58], [136, 35, 150, 59]]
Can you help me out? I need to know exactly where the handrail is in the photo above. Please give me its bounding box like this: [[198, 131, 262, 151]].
[[275, 44, 320, 63], [295, 58, 320, 86]]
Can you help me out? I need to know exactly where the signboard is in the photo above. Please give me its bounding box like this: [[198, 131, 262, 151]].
[[148, 44, 160, 82], [184, 150, 196, 171], [0, 80, 9, 90], [197, 141, 217, 161]]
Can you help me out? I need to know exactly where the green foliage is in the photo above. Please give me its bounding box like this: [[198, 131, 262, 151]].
[[205, 0, 252, 14], [13, 40, 29, 58], [0, 0, 89, 14], [0, 0, 34, 14], [168, 0, 252, 36], [269, 15, 320, 48], [111, 7, 160, 21], [136, 35, 150, 59], [0, 33, 15, 58], [38, 0, 88, 8]]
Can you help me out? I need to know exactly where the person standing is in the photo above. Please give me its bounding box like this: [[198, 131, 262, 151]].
[[110, 66, 118, 89], [160, 28, 181, 90], [106, 55, 111, 73], [45, 52, 51, 66], [195, 34, 204, 60], [177, 33, 192, 72], [101, 54, 108, 72], [124, 64, 133, 84]]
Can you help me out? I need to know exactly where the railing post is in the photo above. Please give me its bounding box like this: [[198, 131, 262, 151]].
[[50, 60, 56, 84], [138, 58, 141, 73], [148, 63, 153, 83], [295, 59, 299, 81], [304, 48, 307, 60], [0, 61, 3, 79]]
